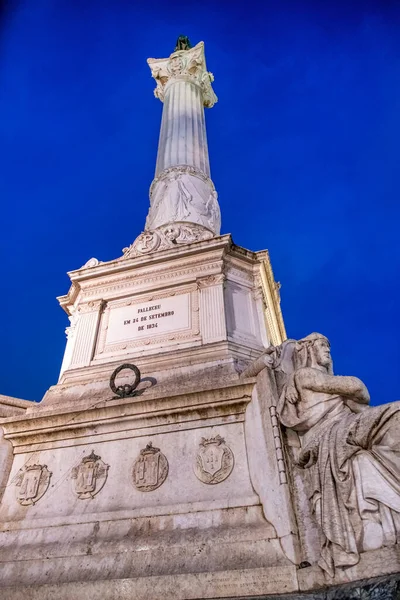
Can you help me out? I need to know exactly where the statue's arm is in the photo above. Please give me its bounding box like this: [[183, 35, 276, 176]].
[[296, 368, 370, 404]]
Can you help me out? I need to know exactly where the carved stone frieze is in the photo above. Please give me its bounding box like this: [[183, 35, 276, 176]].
[[147, 41, 217, 108], [71, 450, 109, 499], [81, 260, 222, 301], [144, 166, 220, 235], [194, 435, 234, 485], [122, 220, 214, 260], [132, 442, 168, 492], [15, 464, 52, 506]]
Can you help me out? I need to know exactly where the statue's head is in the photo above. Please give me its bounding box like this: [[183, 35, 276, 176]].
[[295, 333, 333, 374], [175, 35, 192, 52]]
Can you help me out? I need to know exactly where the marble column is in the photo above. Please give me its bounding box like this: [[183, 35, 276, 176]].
[[145, 41, 221, 236]]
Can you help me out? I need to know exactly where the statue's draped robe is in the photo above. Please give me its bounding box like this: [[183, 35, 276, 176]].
[[278, 380, 400, 576]]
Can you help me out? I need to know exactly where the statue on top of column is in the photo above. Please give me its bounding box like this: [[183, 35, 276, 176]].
[[175, 35, 192, 51]]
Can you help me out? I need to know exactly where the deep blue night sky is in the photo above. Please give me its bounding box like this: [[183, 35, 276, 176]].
[[1, 0, 399, 405]]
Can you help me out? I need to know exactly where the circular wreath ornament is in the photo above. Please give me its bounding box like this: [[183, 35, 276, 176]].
[[110, 364, 141, 398]]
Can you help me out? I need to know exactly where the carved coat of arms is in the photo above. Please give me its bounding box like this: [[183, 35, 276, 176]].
[[71, 450, 109, 499], [15, 464, 52, 506], [132, 442, 168, 492], [194, 435, 234, 485]]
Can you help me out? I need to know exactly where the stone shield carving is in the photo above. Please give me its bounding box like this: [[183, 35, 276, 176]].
[[194, 435, 234, 484], [132, 442, 169, 492], [71, 450, 109, 499], [15, 464, 52, 506]]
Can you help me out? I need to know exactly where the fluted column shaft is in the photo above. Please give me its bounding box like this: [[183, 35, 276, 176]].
[[143, 41, 221, 236], [155, 80, 210, 177]]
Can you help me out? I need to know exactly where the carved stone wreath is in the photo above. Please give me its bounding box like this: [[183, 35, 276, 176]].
[[110, 363, 141, 398]]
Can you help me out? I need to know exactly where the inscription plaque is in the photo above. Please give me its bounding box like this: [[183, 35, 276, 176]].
[[106, 294, 190, 346]]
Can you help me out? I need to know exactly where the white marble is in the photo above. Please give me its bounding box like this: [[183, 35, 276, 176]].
[[2, 37, 398, 600], [246, 333, 400, 579], [144, 41, 221, 236]]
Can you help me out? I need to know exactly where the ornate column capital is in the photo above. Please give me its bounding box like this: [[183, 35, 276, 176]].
[[77, 300, 104, 315], [147, 41, 217, 108]]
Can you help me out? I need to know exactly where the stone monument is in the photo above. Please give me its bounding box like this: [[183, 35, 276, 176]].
[[0, 38, 398, 599]]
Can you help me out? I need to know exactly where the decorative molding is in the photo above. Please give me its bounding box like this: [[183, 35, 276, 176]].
[[71, 450, 109, 499], [15, 464, 52, 506], [225, 265, 254, 285], [80, 261, 222, 301], [77, 300, 104, 315], [147, 41, 217, 108], [269, 406, 288, 485], [132, 442, 169, 492], [194, 435, 234, 485], [252, 286, 264, 302], [122, 221, 214, 260], [81, 257, 101, 269], [197, 274, 225, 288]]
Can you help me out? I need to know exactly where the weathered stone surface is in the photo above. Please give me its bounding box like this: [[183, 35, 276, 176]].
[[145, 42, 220, 237], [1, 37, 398, 600], [247, 333, 400, 580]]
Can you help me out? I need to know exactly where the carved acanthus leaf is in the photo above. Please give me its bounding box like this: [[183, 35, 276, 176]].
[[147, 42, 217, 108]]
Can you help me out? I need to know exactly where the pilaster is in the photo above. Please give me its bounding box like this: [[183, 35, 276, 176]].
[[68, 300, 103, 369], [198, 274, 227, 343]]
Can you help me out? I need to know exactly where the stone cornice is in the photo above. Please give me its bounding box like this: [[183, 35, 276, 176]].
[[0, 394, 33, 418], [0, 380, 254, 450], [58, 235, 233, 315]]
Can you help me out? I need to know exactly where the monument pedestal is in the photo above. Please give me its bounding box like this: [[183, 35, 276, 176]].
[[0, 234, 297, 597], [0, 38, 399, 600]]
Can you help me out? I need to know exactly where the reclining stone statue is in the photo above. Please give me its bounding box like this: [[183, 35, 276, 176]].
[[249, 333, 400, 577]]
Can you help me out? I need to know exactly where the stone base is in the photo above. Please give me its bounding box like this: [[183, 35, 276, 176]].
[[0, 567, 298, 600], [1, 566, 399, 600]]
